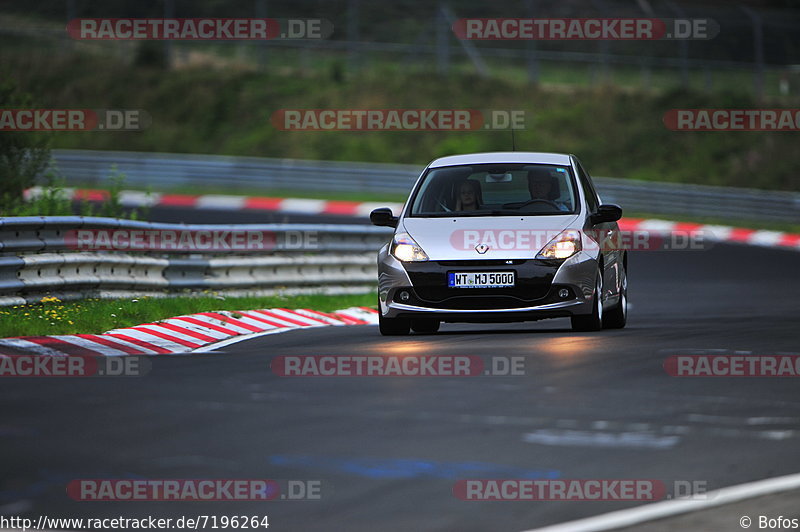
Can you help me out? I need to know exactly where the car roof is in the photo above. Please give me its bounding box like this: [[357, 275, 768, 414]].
[[428, 152, 573, 168]]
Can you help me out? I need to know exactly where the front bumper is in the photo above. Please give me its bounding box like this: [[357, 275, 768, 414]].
[[378, 247, 599, 323]]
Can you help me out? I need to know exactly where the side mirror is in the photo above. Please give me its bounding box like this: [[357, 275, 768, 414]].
[[590, 204, 623, 225], [370, 208, 398, 228]]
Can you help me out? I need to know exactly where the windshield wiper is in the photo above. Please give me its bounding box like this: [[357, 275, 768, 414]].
[[459, 210, 522, 216], [413, 210, 523, 217]]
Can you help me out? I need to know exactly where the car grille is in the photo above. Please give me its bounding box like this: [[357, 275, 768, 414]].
[[435, 259, 528, 266], [416, 295, 543, 310], [406, 271, 553, 304]]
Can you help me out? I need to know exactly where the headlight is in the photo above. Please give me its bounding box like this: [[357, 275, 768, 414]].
[[391, 232, 429, 262], [536, 229, 582, 260]]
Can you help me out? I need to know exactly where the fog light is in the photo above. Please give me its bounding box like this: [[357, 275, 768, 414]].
[[399, 291, 410, 301], [558, 289, 570, 299]]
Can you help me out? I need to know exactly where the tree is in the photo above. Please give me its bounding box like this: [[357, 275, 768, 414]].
[[0, 80, 51, 209]]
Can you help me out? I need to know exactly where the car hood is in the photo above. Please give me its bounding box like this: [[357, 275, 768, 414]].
[[400, 214, 581, 261]]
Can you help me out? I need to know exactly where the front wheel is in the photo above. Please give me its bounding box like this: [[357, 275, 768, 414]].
[[603, 262, 627, 329], [378, 300, 410, 335], [571, 268, 604, 332]]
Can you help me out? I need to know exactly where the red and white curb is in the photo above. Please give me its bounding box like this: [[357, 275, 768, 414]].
[[0, 307, 378, 357], [24, 186, 404, 218], [617, 218, 800, 251], [25, 187, 800, 251]]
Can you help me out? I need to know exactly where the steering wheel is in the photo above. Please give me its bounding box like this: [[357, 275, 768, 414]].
[[503, 199, 561, 210]]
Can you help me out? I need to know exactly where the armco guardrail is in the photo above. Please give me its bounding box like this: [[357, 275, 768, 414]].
[[50, 150, 800, 224], [0, 217, 392, 306], [51, 149, 420, 196]]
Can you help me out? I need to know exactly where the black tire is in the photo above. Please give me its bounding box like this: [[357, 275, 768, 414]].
[[571, 268, 604, 332], [411, 319, 440, 334], [379, 311, 410, 336], [603, 261, 627, 329]]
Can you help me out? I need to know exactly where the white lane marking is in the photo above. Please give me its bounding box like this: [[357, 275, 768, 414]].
[[687, 413, 741, 424], [688, 414, 800, 427], [158, 319, 231, 340], [195, 195, 247, 210], [748, 230, 785, 247], [238, 311, 296, 328], [355, 201, 404, 217], [180, 314, 254, 335], [193, 318, 378, 353], [80, 334, 156, 355], [264, 309, 326, 326], [293, 309, 347, 325], [119, 190, 161, 207], [747, 417, 800, 425], [192, 328, 298, 353], [275, 308, 332, 325], [136, 324, 211, 349], [521, 471, 800, 532], [759, 430, 795, 441], [335, 307, 380, 324], [699, 224, 733, 241], [215, 313, 276, 331], [522, 429, 680, 450], [102, 334, 163, 355], [278, 198, 327, 214], [0, 499, 33, 515], [0, 338, 66, 357], [50, 335, 126, 356], [23, 186, 42, 200], [246, 310, 303, 328], [105, 328, 190, 352], [636, 220, 678, 234]]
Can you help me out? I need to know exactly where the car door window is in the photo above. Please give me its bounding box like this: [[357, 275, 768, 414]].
[[576, 160, 600, 212]]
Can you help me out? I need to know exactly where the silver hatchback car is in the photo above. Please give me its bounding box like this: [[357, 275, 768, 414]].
[[370, 152, 627, 335]]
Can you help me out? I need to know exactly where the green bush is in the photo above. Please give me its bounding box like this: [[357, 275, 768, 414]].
[[0, 80, 51, 211], [2, 165, 150, 219]]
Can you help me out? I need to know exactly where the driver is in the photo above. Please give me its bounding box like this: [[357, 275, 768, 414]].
[[527, 168, 569, 212]]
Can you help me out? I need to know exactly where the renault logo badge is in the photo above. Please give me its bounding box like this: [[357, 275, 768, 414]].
[[475, 244, 489, 254]]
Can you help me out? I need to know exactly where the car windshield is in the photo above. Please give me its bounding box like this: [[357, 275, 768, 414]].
[[409, 163, 578, 217]]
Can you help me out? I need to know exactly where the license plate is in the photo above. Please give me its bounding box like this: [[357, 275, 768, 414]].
[[448, 271, 515, 288]]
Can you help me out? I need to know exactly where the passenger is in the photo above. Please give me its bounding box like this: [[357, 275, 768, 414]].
[[455, 180, 482, 211]]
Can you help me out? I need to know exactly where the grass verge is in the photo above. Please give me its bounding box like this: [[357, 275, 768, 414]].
[[0, 292, 377, 338], [4, 44, 800, 192]]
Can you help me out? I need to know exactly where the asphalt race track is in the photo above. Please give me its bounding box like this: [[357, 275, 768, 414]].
[[1, 225, 799, 530]]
